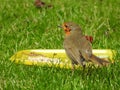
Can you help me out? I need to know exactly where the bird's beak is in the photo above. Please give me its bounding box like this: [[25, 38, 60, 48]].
[[57, 25, 62, 28]]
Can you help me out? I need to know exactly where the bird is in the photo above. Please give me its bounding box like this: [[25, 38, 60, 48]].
[[61, 22, 110, 71]]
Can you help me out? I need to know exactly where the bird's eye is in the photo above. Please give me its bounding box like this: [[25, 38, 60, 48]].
[[64, 24, 68, 28]]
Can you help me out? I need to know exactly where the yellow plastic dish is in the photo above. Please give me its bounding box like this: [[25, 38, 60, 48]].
[[10, 49, 115, 68]]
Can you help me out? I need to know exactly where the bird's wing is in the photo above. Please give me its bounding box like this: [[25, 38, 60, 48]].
[[79, 36, 92, 60], [65, 47, 84, 65]]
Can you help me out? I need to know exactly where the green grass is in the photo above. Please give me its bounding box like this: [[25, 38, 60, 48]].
[[0, 0, 120, 89]]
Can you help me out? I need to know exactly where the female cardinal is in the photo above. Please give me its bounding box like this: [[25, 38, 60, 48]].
[[61, 22, 110, 70]]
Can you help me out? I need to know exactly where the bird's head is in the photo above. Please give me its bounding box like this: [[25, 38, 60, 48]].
[[61, 22, 82, 36]]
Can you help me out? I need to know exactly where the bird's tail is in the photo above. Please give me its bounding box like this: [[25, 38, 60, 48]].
[[89, 54, 110, 66]]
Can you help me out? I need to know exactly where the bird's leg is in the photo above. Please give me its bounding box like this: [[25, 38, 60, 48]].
[[71, 63, 75, 75], [80, 56, 86, 71], [79, 51, 86, 69]]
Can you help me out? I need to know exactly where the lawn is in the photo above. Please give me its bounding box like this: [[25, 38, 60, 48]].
[[0, 0, 120, 89]]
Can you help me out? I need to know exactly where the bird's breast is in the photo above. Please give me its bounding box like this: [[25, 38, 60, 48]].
[[63, 34, 80, 49]]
